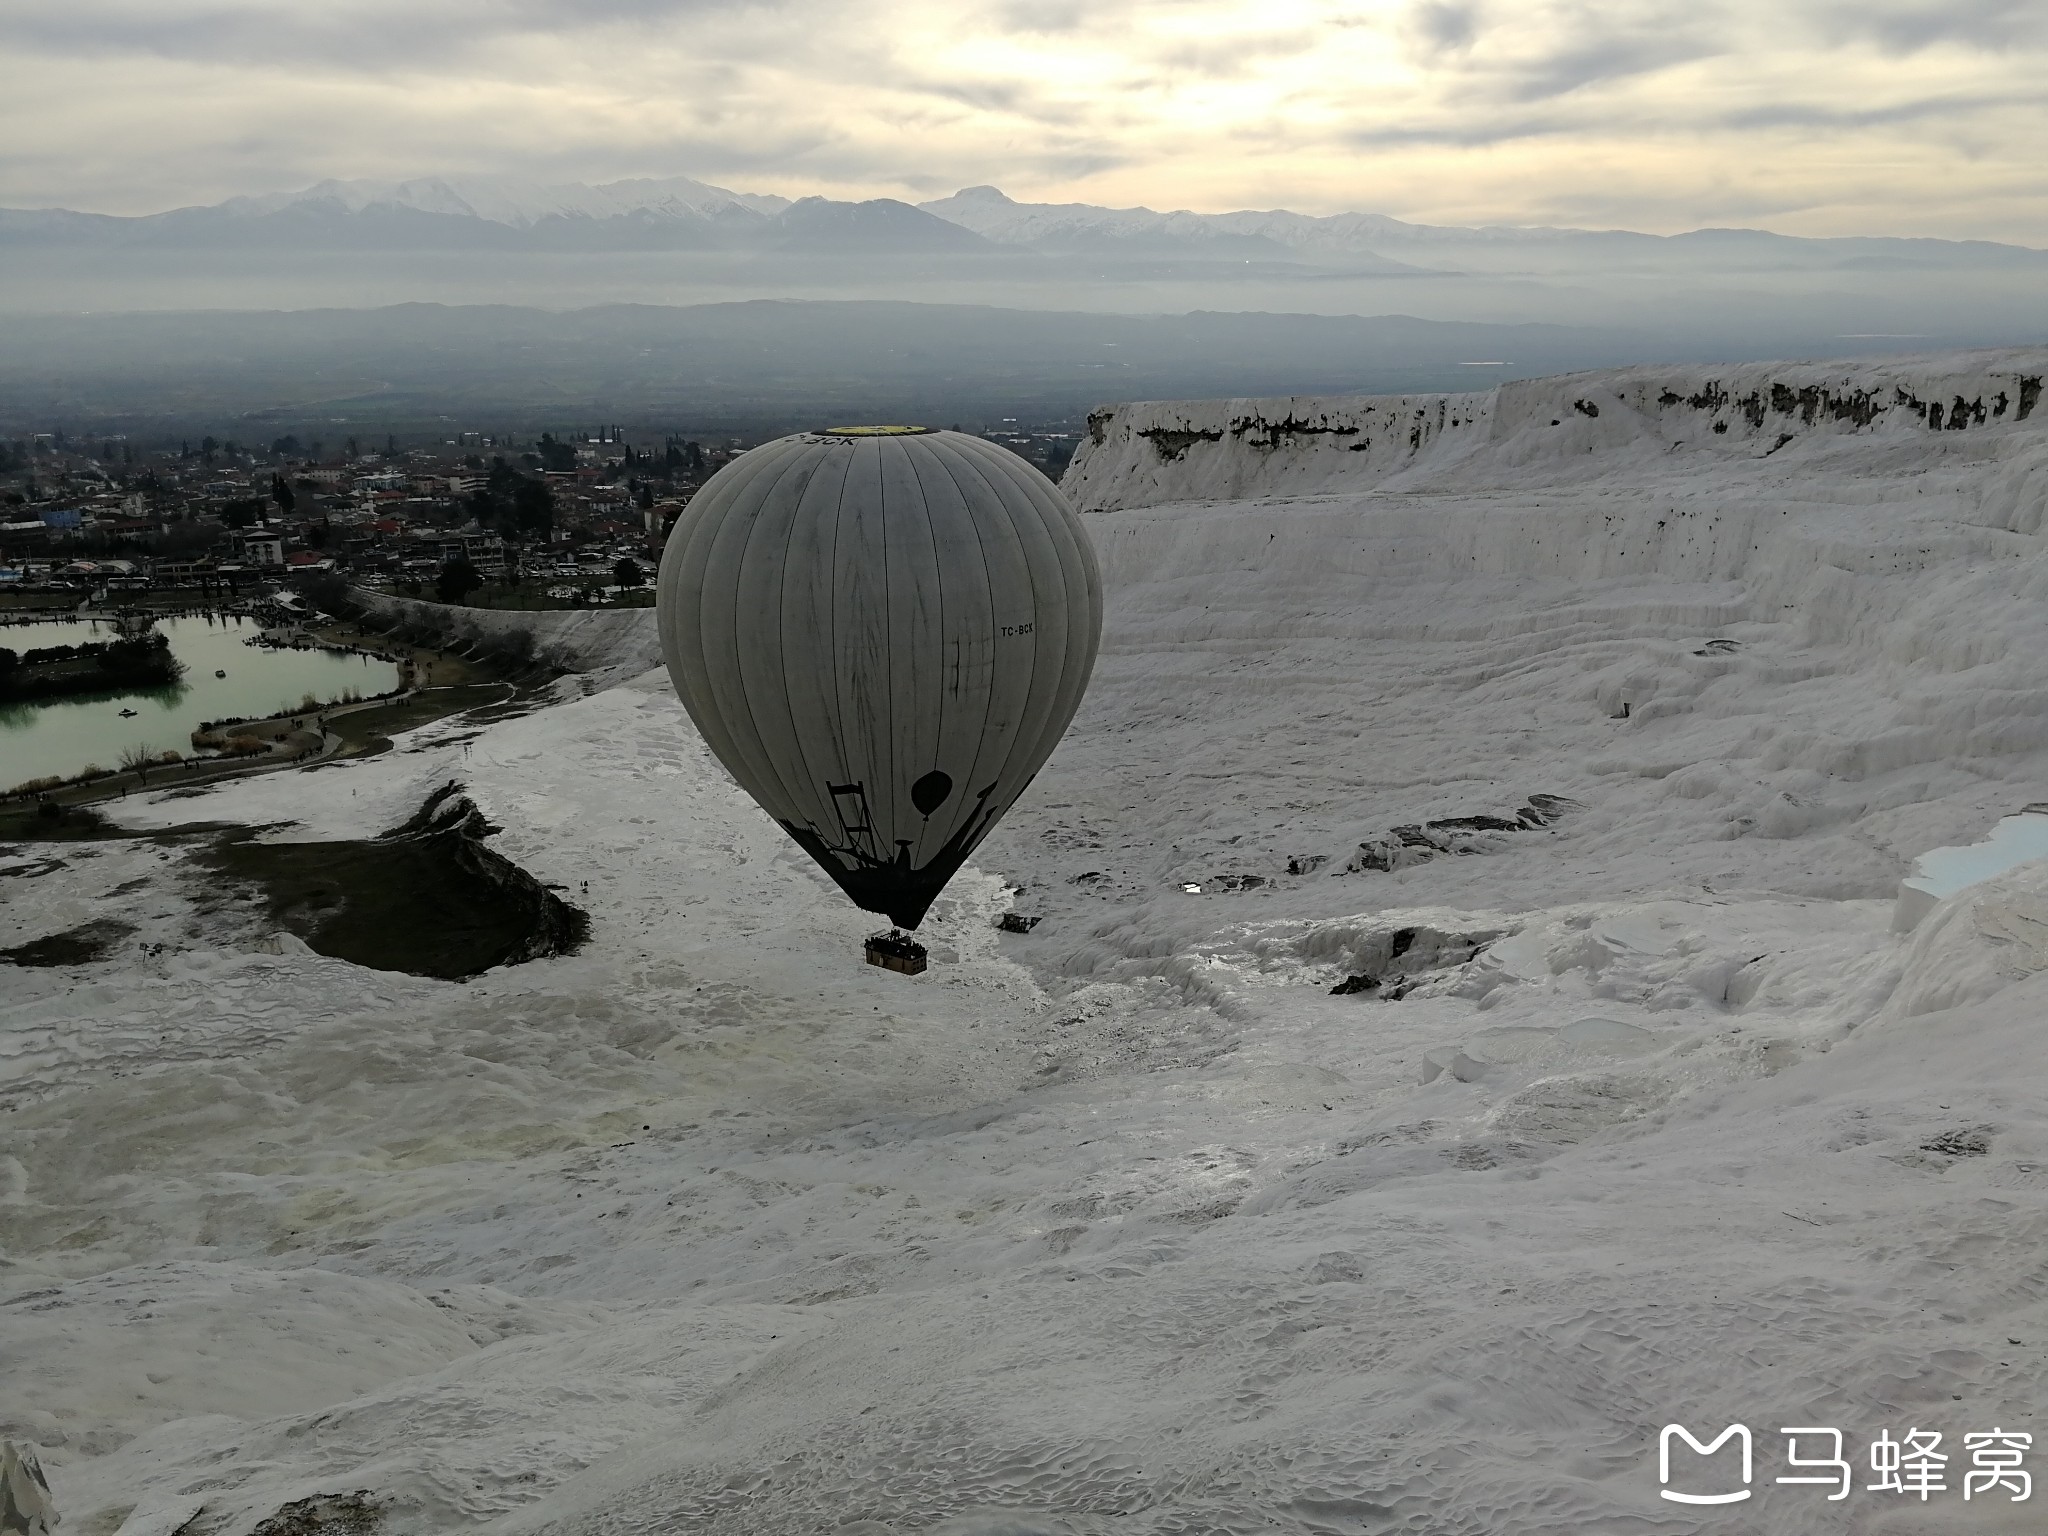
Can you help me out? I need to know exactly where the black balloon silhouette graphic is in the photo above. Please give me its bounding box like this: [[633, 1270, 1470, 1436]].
[[911, 770, 954, 818]]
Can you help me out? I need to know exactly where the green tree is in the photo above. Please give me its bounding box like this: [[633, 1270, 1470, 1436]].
[[436, 555, 483, 605], [512, 478, 554, 538], [536, 432, 577, 473], [270, 473, 296, 516], [466, 485, 501, 532], [613, 556, 643, 588]]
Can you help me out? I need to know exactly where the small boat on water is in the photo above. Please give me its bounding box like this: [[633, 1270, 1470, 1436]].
[[118, 708, 138, 717], [215, 669, 227, 678]]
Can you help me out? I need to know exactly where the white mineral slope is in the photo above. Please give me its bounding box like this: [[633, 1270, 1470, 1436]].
[[1065, 350, 2045, 511], [6, 348, 2048, 1534], [352, 590, 661, 690]]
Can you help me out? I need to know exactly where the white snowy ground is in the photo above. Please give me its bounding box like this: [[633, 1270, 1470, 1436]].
[[9, 351, 2048, 1534]]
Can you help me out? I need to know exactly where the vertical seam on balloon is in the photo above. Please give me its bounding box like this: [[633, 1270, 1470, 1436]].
[[727, 447, 819, 822], [905, 441, 967, 868], [767, 451, 829, 839], [905, 441, 940, 867], [996, 448, 1096, 742], [949, 444, 1001, 864], [927, 435, 1034, 838], [875, 437, 898, 876], [671, 443, 788, 775], [824, 441, 853, 800], [977, 443, 1085, 796], [778, 450, 848, 845]]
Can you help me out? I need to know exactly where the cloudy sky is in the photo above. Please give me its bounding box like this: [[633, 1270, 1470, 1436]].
[[5, 0, 2046, 240]]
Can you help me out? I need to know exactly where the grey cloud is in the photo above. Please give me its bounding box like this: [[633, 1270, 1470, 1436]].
[[1823, 0, 2047, 55], [1344, 115, 1574, 149], [914, 79, 1033, 114], [989, 0, 1089, 33], [1718, 88, 2044, 131], [1408, 1, 1481, 57], [1496, 30, 1720, 102], [2, 0, 772, 71], [1152, 31, 1320, 79]]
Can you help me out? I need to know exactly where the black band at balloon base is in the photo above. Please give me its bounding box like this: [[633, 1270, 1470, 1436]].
[[780, 811, 996, 931]]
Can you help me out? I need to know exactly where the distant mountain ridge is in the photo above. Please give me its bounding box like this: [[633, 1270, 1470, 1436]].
[[221, 173, 791, 225], [917, 185, 2048, 273], [5, 175, 2045, 273], [0, 175, 990, 257]]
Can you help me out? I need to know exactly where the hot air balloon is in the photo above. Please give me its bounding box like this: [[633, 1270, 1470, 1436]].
[[656, 426, 1102, 953]]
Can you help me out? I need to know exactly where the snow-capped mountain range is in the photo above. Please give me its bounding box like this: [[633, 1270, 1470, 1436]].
[[7, 173, 2045, 273], [222, 173, 792, 225]]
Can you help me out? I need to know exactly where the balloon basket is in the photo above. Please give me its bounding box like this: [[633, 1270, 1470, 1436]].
[[865, 930, 928, 976]]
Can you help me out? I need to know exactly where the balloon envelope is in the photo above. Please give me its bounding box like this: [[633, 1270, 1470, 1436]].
[[656, 427, 1103, 929]]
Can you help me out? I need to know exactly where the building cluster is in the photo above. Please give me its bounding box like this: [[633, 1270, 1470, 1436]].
[[0, 427, 731, 598]]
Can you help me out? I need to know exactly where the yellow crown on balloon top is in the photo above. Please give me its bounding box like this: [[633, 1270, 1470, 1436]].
[[820, 424, 934, 436]]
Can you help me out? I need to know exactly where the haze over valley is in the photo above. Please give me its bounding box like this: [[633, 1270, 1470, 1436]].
[[7, 173, 2046, 439]]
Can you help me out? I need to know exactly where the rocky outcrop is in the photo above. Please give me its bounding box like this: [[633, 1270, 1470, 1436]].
[[1063, 350, 2048, 513], [1325, 923, 1506, 999], [1343, 794, 1583, 874], [202, 780, 589, 979]]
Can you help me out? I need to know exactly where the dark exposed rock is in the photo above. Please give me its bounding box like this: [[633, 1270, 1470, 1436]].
[[251, 1491, 384, 1536], [1138, 425, 1224, 462], [1328, 923, 1502, 998], [1427, 814, 1523, 833], [1230, 412, 1361, 450], [1518, 793, 1584, 825], [1922, 1127, 1991, 1157], [996, 912, 1041, 933], [1286, 853, 1328, 875], [1348, 836, 1425, 872], [197, 781, 588, 980], [0, 918, 134, 967], [1573, 399, 1600, 418], [1345, 793, 1583, 872]]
